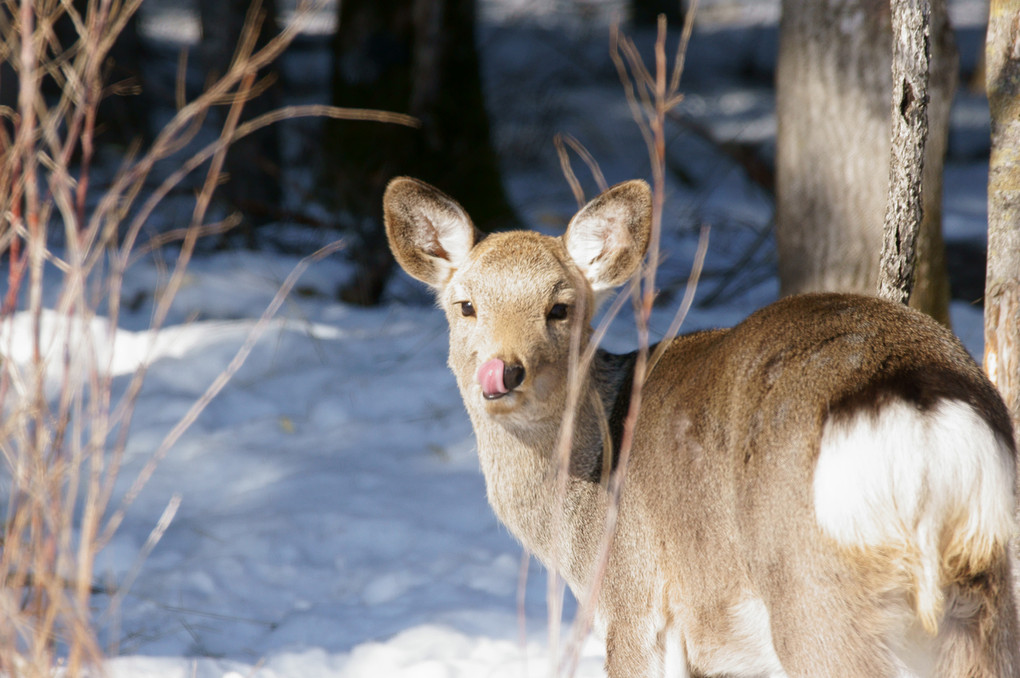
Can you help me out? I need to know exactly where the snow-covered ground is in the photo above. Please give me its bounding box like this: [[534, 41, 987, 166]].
[[65, 251, 602, 677], [0, 1, 998, 676]]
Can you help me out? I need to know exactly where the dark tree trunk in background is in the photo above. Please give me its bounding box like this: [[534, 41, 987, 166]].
[[631, 0, 684, 26], [327, 0, 517, 306], [775, 0, 955, 325], [985, 0, 1020, 437], [0, 43, 15, 144], [199, 0, 283, 241], [69, 3, 151, 146], [1, 1, 152, 147]]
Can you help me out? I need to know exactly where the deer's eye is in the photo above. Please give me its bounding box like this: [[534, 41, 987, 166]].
[[458, 301, 476, 317], [547, 303, 569, 321]]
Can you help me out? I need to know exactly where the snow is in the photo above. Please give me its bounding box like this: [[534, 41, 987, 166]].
[[0, 1, 998, 676], [49, 250, 603, 676]]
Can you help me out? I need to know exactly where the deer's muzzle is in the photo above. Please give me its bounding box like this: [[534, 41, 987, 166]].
[[477, 358, 526, 399]]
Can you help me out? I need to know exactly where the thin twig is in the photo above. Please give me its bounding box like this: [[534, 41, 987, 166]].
[[102, 494, 182, 657], [557, 6, 700, 676], [555, 133, 609, 206], [102, 241, 344, 545]]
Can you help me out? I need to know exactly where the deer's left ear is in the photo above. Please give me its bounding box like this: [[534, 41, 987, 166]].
[[562, 180, 651, 293]]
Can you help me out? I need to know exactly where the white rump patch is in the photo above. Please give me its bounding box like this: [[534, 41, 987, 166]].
[[813, 398, 1016, 628]]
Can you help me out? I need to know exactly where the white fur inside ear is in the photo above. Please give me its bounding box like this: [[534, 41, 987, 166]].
[[418, 199, 473, 267], [565, 204, 634, 290]]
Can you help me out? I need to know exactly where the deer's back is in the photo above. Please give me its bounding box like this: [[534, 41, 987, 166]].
[[641, 293, 1011, 465], [616, 292, 1014, 612]]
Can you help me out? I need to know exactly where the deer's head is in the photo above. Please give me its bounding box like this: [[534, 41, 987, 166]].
[[384, 177, 651, 425]]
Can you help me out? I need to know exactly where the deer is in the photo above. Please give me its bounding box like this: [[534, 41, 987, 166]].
[[383, 176, 1020, 677]]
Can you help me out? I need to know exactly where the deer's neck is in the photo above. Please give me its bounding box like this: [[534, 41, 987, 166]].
[[470, 349, 637, 592]]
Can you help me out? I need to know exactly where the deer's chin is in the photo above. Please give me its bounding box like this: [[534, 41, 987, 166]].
[[480, 389, 524, 416]]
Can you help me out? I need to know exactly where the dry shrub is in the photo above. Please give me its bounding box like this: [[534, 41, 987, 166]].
[[0, 1, 413, 675]]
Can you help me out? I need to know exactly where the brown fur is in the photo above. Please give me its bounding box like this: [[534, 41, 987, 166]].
[[383, 177, 1020, 677]]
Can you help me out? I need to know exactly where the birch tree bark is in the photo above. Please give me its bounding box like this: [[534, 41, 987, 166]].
[[985, 0, 1020, 435], [776, 0, 955, 324]]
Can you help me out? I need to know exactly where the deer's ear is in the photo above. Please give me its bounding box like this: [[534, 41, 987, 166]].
[[563, 180, 651, 293], [384, 177, 477, 289]]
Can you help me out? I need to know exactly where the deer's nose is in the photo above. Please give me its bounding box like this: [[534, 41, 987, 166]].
[[503, 363, 525, 391], [477, 358, 526, 399]]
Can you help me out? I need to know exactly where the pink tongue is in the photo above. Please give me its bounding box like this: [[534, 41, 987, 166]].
[[476, 358, 508, 397]]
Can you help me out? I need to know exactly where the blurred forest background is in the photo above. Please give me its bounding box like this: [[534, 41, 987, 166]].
[[4, 2, 1020, 673], [0, 0, 1004, 311]]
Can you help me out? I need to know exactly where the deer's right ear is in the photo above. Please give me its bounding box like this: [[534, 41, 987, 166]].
[[384, 177, 477, 289]]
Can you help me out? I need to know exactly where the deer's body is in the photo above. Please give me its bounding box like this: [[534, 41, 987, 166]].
[[384, 177, 1020, 677]]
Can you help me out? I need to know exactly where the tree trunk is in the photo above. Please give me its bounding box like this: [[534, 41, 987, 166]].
[[199, 0, 283, 241], [775, 0, 955, 325], [877, 0, 930, 305], [327, 0, 517, 306], [2, 1, 152, 147], [68, 1, 151, 146], [985, 0, 1020, 437]]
